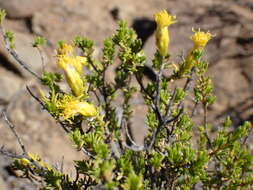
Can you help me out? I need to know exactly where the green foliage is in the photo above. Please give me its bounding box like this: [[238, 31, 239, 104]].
[[0, 9, 6, 24], [1, 10, 252, 190], [5, 31, 15, 49], [74, 36, 94, 56], [33, 36, 46, 47]]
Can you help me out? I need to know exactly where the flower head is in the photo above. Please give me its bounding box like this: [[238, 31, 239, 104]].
[[191, 29, 213, 49], [57, 95, 97, 121], [154, 10, 176, 56], [154, 10, 176, 28]]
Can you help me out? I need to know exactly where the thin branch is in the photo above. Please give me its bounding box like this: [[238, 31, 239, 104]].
[[1, 111, 26, 153], [0, 25, 41, 80], [60, 156, 64, 173], [135, 72, 154, 100], [0, 113, 48, 174], [36, 47, 46, 72], [191, 101, 198, 117], [122, 142, 145, 152], [147, 108, 183, 151], [203, 105, 212, 148], [26, 86, 44, 107], [123, 120, 138, 146], [165, 87, 177, 116], [155, 62, 165, 109], [183, 68, 195, 92]]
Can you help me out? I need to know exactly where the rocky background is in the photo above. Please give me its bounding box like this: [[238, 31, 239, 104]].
[[0, 0, 252, 189]]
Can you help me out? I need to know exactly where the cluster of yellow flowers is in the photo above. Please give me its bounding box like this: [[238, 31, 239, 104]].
[[42, 12, 212, 123], [55, 43, 97, 121], [37, 42, 98, 122]]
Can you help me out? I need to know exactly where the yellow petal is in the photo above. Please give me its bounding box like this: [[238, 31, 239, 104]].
[[77, 102, 97, 117]]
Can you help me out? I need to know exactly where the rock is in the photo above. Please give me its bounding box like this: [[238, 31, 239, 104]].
[[0, 67, 23, 103], [0, 32, 47, 78], [240, 56, 253, 88], [209, 58, 252, 116], [0, 0, 51, 18]]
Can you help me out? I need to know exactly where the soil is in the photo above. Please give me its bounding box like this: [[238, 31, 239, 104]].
[[0, 0, 253, 189]]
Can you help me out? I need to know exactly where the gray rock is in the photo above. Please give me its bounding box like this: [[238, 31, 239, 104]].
[[0, 0, 51, 18], [0, 67, 23, 103]]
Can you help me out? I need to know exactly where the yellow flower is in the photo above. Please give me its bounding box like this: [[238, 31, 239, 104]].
[[57, 95, 97, 121], [185, 29, 213, 64], [57, 55, 85, 97], [154, 10, 176, 56], [191, 29, 213, 49], [155, 10, 176, 28]]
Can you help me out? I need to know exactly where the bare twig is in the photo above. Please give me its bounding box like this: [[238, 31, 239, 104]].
[[36, 47, 46, 72], [165, 87, 177, 116], [135, 72, 154, 100], [1, 111, 26, 153], [191, 101, 198, 117], [155, 62, 165, 109], [60, 156, 64, 173], [26, 86, 44, 107], [0, 113, 48, 174], [203, 105, 212, 148], [183, 68, 195, 92], [0, 25, 41, 80], [122, 142, 145, 152], [123, 120, 138, 146]]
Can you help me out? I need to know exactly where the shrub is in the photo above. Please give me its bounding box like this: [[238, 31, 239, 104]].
[[0, 9, 252, 190]]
